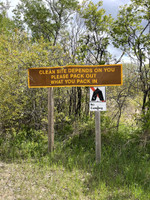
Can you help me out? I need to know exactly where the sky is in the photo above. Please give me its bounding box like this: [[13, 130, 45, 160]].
[[3, 0, 131, 62], [95, 0, 131, 18]]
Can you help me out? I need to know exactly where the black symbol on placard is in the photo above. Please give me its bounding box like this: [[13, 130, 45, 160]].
[[91, 88, 104, 101]]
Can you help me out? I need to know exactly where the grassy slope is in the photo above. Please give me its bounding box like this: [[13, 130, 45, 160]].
[[0, 128, 150, 200]]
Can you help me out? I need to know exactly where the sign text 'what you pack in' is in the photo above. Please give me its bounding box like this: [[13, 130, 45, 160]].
[[28, 64, 123, 88]]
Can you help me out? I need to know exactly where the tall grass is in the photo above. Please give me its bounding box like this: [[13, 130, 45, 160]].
[[0, 125, 150, 199]]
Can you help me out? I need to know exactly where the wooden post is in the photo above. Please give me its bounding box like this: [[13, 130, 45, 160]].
[[95, 111, 101, 163], [48, 87, 54, 152]]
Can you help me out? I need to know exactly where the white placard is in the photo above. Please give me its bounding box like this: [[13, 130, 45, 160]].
[[90, 87, 106, 111]]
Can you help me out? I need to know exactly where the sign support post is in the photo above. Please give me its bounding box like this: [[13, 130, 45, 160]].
[[95, 111, 101, 163], [48, 88, 54, 152], [90, 87, 106, 163]]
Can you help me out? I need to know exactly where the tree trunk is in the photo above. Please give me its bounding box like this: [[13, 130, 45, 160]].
[[75, 87, 82, 116]]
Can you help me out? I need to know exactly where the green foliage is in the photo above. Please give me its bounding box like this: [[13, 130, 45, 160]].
[[0, 129, 48, 160], [77, 1, 112, 64], [0, 31, 69, 133], [13, 0, 79, 43], [140, 99, 150, 136], [111, 0, 150, 114], [0, 1, 16, 34], [81, 1, 111, 32]]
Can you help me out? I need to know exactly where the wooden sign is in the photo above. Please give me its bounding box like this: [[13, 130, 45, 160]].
[[28, 64, 123, 88]]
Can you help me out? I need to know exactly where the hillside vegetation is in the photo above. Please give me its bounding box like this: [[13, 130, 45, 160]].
[[0, 0, 150, 199]]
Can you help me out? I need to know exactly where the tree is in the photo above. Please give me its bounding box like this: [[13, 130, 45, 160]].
[[0, 31, 68, 134], [111, 0, 150, 113], [0, 1, 15, 33], [13, 0, 80, 152], [13, 0, 79, 45], [77, 0, 113, 65]]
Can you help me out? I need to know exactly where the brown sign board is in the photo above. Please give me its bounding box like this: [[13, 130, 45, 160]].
[[28, 64, 123, 88]]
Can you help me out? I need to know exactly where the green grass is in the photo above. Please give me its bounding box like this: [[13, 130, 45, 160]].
[[0, 127, 150, 199]]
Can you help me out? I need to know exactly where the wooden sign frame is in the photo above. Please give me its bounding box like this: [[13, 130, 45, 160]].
[[28, 64, 123, 88]]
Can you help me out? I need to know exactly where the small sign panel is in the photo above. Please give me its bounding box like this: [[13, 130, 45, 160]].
[[90, 87, 106, 111], [28, 64, 123, 88]]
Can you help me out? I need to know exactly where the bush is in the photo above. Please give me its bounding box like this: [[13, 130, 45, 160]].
[[0, 129, 48, 160]]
